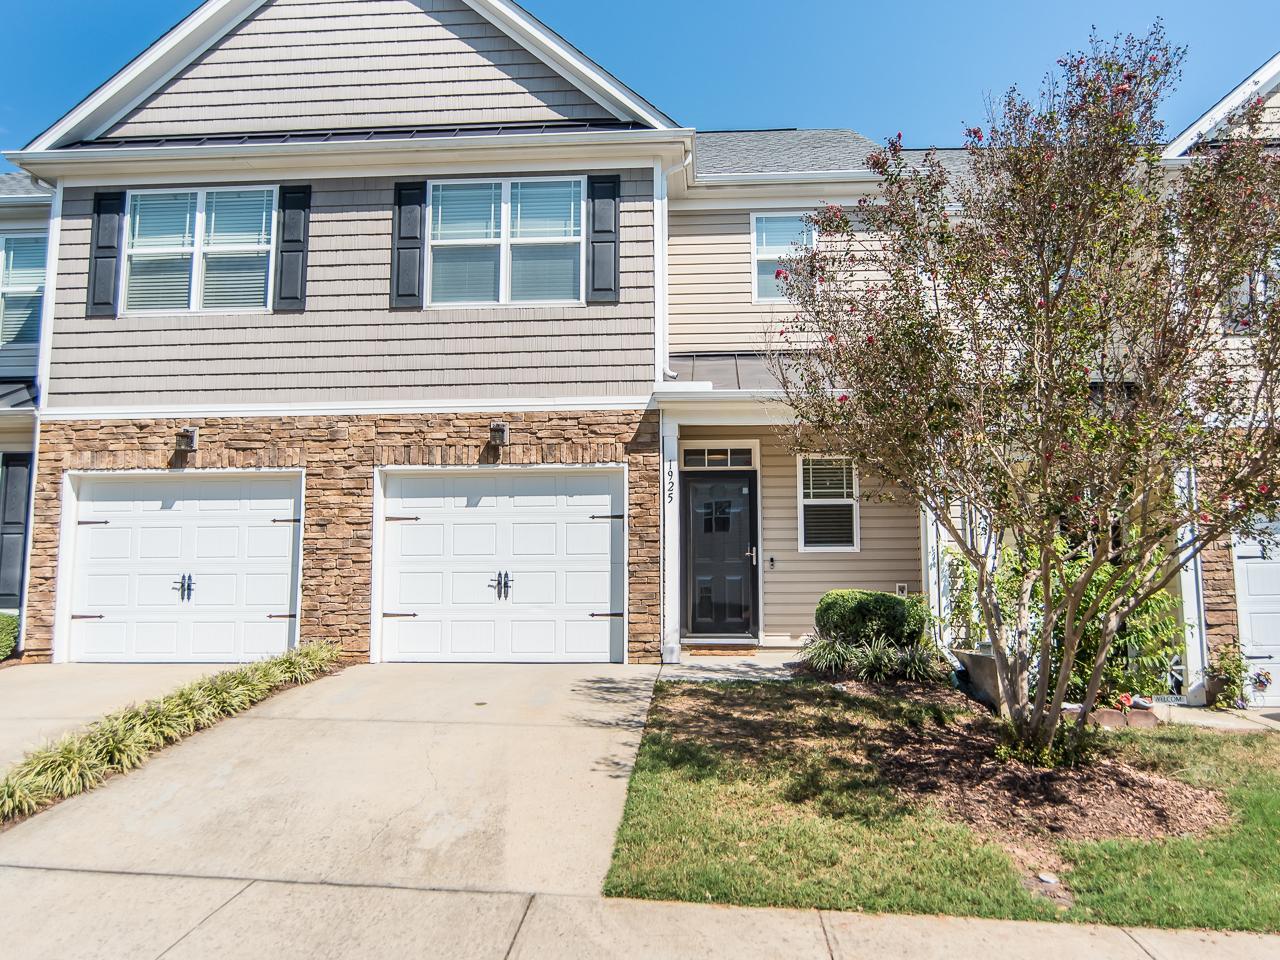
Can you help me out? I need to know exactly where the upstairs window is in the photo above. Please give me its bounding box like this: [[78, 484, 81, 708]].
[[0, 235, 46, 347], [429, 177, 584, 305], [753, 213, 815, 303], [798, 456, 859, 551], [124, 188, 275, 313]]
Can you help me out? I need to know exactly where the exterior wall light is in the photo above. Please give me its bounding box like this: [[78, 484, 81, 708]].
[[175, 427, 199, 453], [489, 421, 510, 447]]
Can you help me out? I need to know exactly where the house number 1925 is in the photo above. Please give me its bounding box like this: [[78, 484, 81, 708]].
[[666, 463, 675, 504]]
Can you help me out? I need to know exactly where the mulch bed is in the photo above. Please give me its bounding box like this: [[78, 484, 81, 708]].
[[830, 678, 1230, 875]]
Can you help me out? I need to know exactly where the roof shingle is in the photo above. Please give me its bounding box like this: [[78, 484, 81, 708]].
[[0, 172, 52, 199], [694, 128, 881, 177]]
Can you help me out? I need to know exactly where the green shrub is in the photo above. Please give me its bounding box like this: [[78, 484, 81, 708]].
[[814, 589, 931, 649], [18, 735, 106, 798], [800, 632, 858, 675], [847, 634, 902, 682], [0, 774, 50, 820], [0, 613, 18, 660], [86, 714, 156, 772], [0, 642, 341, 825]]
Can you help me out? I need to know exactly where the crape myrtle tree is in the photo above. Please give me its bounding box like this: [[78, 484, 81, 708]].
[[768, 24, 1280, 755]]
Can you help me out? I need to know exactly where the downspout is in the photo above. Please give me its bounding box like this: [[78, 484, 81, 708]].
[[653, 152, 692, 383]]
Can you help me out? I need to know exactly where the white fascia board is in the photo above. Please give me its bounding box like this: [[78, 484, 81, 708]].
[[1163, 50, 1280, 160], [27, 0, 268, 151], [7, 129, 694, 183], [39, 394, 659, 421], [461, 0, 677, 130]]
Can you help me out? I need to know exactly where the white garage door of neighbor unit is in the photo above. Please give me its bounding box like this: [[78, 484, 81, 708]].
[[69, 474, 302, 663], [380, 469, 626, 663], [1236, 529, 1280, 707]]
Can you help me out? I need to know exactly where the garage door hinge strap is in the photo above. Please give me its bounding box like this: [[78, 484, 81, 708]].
[[590, 514, 625, 520], [71, 614, 105, 620], [383, 612, 419, 618], [589, 612, 625, 618], [268, 614, 297, 620], [272, 518, 302, 524], [78, 520, 110, 526], [384, 516, 420, 522]]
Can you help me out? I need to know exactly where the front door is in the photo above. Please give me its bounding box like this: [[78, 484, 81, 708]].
[[682, 472, 758, 637]]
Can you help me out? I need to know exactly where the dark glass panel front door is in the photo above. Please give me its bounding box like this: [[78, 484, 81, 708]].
[[682, 472, 758, 636]]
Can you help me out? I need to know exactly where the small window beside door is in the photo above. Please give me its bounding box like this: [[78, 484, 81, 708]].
[[798, 456, 859, 551]]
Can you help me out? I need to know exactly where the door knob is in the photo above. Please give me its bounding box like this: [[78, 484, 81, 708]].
[[745, 547, 758, 565]]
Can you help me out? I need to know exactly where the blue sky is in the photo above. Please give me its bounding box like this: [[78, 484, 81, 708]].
[[1, 0, 1275, 172]]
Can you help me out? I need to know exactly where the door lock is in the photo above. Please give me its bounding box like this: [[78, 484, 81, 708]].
[[745, 546, 758, 566]]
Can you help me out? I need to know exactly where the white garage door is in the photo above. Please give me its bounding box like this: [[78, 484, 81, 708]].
[[68, 473, 302, 663], [379, 468, 626, 663], [1236, 529, 1280, 707]]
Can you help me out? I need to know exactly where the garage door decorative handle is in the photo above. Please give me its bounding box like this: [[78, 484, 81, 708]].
[[383, 612, 419, 619]]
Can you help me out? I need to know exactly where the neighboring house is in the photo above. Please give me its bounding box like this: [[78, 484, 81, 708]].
[[0, 173, 50, 619], [2, 0, 928, 667], [1162, 51, 1280, 706]]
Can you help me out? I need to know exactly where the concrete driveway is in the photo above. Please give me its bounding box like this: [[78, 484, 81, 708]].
[[0, 663, 228, 772], [0, 663, 657, 929]]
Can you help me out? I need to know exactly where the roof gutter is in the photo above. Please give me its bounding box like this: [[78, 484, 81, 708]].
[[7, 127, 696, 174]]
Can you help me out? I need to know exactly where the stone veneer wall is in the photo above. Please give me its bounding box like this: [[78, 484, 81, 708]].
[[1199, 537, 1240, 654], [24, 411, 661, 663]]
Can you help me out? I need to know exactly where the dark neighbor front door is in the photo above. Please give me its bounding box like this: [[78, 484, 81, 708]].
[[682, 472, 758, 637]]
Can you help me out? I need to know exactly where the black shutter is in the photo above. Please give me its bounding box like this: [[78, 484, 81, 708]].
[[0, 453, 31, 610], [391, 181, 426, 309], [274, 185, 311, 312], [586, 175, 621, 304], [87, 192, 126, 317]]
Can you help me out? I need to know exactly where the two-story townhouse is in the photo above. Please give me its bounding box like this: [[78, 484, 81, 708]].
[[3, 0, 938, 668], [0, 173, 51, 618], [1162, 51, 1280, 707], [7, 0, 688, 666]]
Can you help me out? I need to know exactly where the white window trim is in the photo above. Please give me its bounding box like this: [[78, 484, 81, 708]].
[[120, 185, 279, 316], [425, 174, 587, 309], [796, 454, 860, 553], [0, 231, 48, 346], [751, 211, 816, 305], [677, 440, 760, 472]]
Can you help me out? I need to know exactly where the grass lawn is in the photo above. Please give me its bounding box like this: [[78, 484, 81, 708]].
[[604, 679, 1280, 932]]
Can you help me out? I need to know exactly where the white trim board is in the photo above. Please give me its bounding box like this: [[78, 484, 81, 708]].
[[39, 395, 657, 421], [1163, 50, 1280, 160], [25, 0, 674, 154]]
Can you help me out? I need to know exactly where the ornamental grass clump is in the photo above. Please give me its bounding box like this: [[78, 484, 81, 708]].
[[0, 642, 341, 826]]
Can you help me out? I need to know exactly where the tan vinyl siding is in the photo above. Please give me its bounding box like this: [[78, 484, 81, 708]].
[[668, 210, 787, 353], [668, 208, 882, 354], [682, 426, 922, 643], [49, 171, 654, 407], [104, 0, 613, 139]]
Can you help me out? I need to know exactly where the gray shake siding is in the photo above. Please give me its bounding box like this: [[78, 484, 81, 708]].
[[49, 171, 655, 407], [105, 0, 613, 139]]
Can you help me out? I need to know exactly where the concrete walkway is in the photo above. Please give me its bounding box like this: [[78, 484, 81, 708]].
[[2, 867, 1276, 959], [0, 663, 229, 771], [659, 649, 800, 682]]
